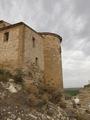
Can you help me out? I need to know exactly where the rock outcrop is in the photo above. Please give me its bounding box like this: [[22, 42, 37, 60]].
[[0, 81, 74, 120], [0, 81, 90, 120]]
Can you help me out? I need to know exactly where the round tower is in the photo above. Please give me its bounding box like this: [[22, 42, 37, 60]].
[[39, 32, 63, 90]]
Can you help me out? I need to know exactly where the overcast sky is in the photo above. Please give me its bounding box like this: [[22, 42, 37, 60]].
[[0, 0, 90, 88]]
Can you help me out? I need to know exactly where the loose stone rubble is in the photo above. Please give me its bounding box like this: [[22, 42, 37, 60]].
[[0, 81, 90, 120]]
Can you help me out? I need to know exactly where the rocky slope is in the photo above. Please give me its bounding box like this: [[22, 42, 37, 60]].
[[0, 81, 70, 120], [0, 81, 90, 120]]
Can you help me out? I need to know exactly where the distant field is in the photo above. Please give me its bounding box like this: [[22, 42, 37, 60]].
[[64, 88, 80, 96]]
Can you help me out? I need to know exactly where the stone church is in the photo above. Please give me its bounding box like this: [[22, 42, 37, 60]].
[[0, 20, 63, 89]]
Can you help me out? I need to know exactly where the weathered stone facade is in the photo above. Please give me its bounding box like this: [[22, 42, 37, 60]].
[[0, 20, 63, 89], [39, 33, 63, 89]]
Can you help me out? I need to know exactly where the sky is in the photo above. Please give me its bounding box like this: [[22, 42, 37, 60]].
[[0, 0, 90, 88]]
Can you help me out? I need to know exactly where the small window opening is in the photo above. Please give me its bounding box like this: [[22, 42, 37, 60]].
[[32, 37, 35, 47], [4, 32, 9, 42], [35, 57, 38, 65]]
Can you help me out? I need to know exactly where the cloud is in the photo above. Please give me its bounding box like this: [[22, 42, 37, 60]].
[[63, 49, 90, 87], [0, 0, 90, 88]]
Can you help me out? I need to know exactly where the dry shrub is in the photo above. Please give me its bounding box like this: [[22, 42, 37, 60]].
[[50, 88, 63, 104], [59, 101, 66, 108], [35, 99, 46, 108], [27, 93, 46, 108], [23, 80, 39, 95], [27, 94, 37, 107], [76, 112, 90, 120], [41, 93, 50, 102]]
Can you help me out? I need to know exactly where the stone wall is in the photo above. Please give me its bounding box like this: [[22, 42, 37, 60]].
[[0, 24, 23, 70], [0, 23, 44, 71], [78, 87, 90, 107], [23, 26, 44, 71], [0, 21, 63, 90], [41, 34, 63, 89]]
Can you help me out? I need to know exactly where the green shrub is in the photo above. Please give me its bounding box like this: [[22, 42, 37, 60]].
[[0, 69, 12, 82], [13, 69, 24, 84], [65, 89, 79, 96]]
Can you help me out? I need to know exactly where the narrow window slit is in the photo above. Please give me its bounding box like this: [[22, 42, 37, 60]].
[[35, 57, 38, 65], [32, 37, 35, 47], [4, 32, 9, 42]]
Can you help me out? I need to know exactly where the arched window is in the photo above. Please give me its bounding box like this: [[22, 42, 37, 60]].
[[35, 57, 38, 65], [32, 37, 35, 47]]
